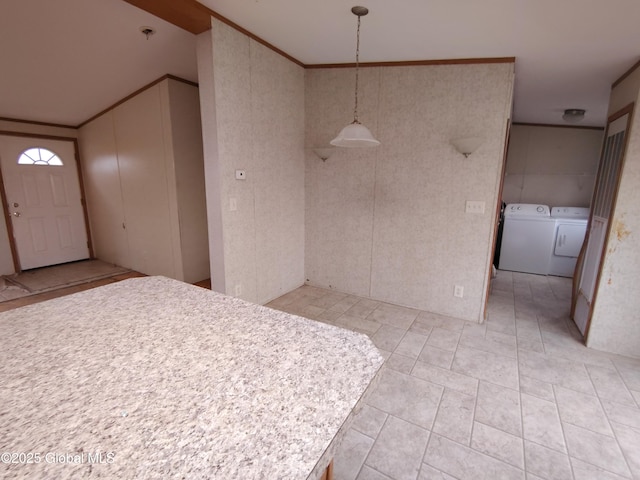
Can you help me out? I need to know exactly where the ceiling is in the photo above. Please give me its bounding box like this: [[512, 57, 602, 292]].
[[2, 0, 640, 127]]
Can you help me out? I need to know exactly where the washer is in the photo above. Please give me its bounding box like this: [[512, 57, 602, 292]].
[[499, 203, 556, 275], [548, 206, 590, 277]]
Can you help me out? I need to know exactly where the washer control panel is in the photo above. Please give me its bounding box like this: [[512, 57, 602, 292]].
[[505, 203, 551, 217]]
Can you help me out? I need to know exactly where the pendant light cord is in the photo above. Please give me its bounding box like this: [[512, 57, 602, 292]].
[[353, 14, 361, 123]]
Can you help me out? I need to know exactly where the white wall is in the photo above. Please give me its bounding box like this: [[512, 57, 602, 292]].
[[503, 124, 603, 207], [0, 120, 79, 275], [305, 63, 514, 322], [79, 78, 209, 282], [586, 66, 640, 359], [197, 18, 306, 304]]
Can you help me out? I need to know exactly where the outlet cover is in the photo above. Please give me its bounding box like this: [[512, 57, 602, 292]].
[[465, 200, 485, 214], [454, 285, 464, 298]]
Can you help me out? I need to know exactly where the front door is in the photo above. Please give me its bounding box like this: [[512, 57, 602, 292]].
[[0, 135, 90, 270]]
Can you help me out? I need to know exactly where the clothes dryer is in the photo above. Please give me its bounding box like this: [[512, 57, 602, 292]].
[[499, 204, 556, 275], [548, 207, 590, 277]]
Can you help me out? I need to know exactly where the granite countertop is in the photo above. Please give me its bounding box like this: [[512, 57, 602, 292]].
[[0, 276, 383, 479]]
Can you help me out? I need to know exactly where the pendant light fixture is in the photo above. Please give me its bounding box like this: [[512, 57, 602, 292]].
[[330, 6, 380, 148]]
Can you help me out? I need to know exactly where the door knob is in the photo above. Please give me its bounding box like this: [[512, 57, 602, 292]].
[[11, 212, 21, 217]]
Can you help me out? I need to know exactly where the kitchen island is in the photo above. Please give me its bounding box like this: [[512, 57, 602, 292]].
[[0, 276, 383, 479]]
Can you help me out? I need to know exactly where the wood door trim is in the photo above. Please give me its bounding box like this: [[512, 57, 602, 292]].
[[0, 117, 77, 130], [122, 0, 304, 67], [306, 57, 516, 69], [78, 74, 196, 128], [581, 102, 635, 341], [0, 157, 20, 272], [0, 133, 94, 271], [484, 119, 512, 321]]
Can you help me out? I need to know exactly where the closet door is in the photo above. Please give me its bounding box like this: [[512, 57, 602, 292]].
[[572, 105, 633, 337], [113, 85, 176, 277], [79, 111, 130, 268]]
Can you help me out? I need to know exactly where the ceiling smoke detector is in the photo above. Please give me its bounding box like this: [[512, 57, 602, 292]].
[[562, 108, 586, 123], [140, 26, 156, 39]]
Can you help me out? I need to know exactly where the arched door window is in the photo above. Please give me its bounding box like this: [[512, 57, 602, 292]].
[[18, 147, 63, 166]]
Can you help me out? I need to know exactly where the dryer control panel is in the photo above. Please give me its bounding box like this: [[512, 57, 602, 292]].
[[551, 206, 590, 219]]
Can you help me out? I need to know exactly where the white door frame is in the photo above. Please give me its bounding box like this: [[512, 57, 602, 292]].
[[0, 131, 93, 272]]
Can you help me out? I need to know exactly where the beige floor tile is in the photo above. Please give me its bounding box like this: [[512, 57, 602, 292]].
[[365, 416, 430, 480], [371, 324, 406, 352], [424, 434, 524, 480], [563, 423, 631, 477], [471, 421, 524, 469], [523, 440, 572, 480], [475, 381, 522, 437], [521, 393, 567, 453], [519, 375, 555, 402], [336, 314, 382, 334], [425, 327, 461, 352], [368, 304, 419, 330], [309, 291, 347, 309], [385, 353, 415, 374], [516, 336, 545, 353], [414, 311, 465, 332], [366, 368, 443, 429], [459, 332, 517, 359], [328, 295, 362, 313], [586, 364, 637, 407], [418, 464, 456, 479], [452, 345, 519, 390], [432, 389, 475, 445], [610, 421, 640, 478], [394, 331, 428, 359], [601, 399, 640, 430], [345, 299, 381, 319], [571, 458, 631, 480], [357, 465, 394, 480], [554, 385, 613, 436], [416, 345, 454, 369], [460, 322, 486, 339], [412, 361, 478, 397], [518, 349, 596, 395], [351, 405, 388, 439], [333, 428, 375, 480], [615, 363, 640, 392]]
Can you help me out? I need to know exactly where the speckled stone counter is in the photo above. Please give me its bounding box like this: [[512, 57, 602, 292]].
[[0, 277, 383, 479]]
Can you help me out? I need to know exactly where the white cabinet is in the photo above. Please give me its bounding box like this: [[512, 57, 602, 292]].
[[79, 77, 209, 283]]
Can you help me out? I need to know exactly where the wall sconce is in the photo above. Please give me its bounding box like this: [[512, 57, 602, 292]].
[[451, 137, 484, 158], [312, 147, 336, 162]]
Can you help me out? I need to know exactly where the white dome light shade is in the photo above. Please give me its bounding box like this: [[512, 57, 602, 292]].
[[330, 122, 381, 148]]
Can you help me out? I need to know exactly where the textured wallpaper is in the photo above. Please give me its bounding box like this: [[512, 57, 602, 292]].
[[207, 19, 305, 305], [305, 63, 514, 322]]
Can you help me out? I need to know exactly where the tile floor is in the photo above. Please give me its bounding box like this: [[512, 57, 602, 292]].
[[266, 271, 640, 480], [0, 259, 130, 302]]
